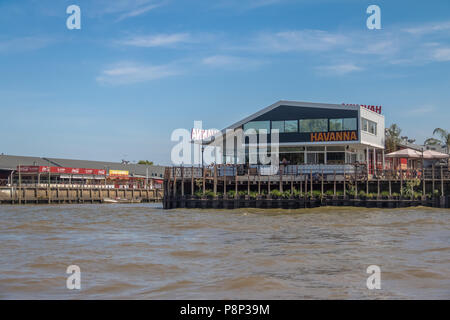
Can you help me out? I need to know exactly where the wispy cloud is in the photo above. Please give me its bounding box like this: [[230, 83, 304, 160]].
[[117, 33, 193, 47], [116, 2, 164, 21], [202, 55, 263, 68], [0, 37, 52, 53], [96, 62, 179, 85], [316, 63, 363, 75], [431, 48, 450, 62], [409, 105, 436, 115], [403, 21, 450, 35], [253, 30, 349, 53]]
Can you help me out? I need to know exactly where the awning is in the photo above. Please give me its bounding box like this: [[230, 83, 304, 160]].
[[422, 150, 449, 159], [385, 148, 422, 159]]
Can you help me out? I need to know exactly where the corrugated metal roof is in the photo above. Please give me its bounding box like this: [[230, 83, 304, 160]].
[[0, 154, 166, 177]]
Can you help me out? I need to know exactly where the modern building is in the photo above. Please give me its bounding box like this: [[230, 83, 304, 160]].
[[210, 100, 385, 173]]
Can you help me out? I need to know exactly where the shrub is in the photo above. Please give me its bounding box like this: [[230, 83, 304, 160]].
[[270, 189, 282, 198], [381, 191, 390, 197], [226, 190, 236, 198]]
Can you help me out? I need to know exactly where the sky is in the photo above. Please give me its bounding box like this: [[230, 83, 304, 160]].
[[0, 0, 449, 165]]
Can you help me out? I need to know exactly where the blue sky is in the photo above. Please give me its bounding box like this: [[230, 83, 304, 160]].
[[1, 0, 449, 165]]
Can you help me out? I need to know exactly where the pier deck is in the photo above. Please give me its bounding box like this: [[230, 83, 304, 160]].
[[163, 165, 450, 209]]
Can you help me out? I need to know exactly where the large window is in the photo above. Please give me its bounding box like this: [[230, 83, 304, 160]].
[[244, 121, 270, 134], [285, 120, 298, 133], [271, 121, 284, 133], [343, 118, 357, 130], [299, 119, 328, 132], [329, 118, 357, 131], [362, 118, 377, 135], [329, 119, 343, 131], [271, 120, 298, 133]]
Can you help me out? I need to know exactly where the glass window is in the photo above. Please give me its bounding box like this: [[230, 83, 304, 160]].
[[271, 121, 284, 133], [243, 121, 270, 134], [361, 118, 377, 135], [362, 118, 368, 132], [299, 119, 328, 132], [343, 118, 357, 130], [329, 119, 343, 131], [285, 120, 298, 133], [369, 121, 377, 135]]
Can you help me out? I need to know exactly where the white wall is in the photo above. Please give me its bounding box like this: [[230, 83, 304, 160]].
[[360, 108, 385, 149]]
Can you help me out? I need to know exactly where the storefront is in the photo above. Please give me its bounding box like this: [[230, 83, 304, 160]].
[[209, 100, 385, 174]]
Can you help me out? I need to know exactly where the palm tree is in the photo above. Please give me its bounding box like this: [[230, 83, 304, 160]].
[[424, 128, 450, 153], [385, 124, 402, 153]]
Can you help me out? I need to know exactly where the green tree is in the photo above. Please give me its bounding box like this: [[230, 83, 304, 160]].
[[424, 128, 450, 152], [385, 123, 402, 153], [138, 160, 154, 165]]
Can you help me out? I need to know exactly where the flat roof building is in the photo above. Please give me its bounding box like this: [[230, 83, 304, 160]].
[[209, 100, 385, 173]]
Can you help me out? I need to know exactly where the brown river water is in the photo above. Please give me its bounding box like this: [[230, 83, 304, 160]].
[[0, 204, 449, 299]]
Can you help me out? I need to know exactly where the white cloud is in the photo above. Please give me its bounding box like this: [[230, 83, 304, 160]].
[[409, 105, 436, 115], [0, 37, 52, 53], [118, 33, 192, 47], [316, 63, 363, 75], [403, 21, 450, 35], [254, 30, 348, 53], [116, 2, 163, 21], [202, 55, 264, 69], [96, 62, 179, 85], [431, 48, 450, 62]]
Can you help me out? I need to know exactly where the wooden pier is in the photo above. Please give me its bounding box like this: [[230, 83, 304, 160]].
[[163, 165, 450, 209], [0, 185, 163, 205]]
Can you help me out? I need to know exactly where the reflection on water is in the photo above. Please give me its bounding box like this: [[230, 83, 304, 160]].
[[0, 204, 449, 299]]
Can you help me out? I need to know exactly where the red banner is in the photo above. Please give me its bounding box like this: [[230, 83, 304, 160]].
[[17, 166, 106, 175]]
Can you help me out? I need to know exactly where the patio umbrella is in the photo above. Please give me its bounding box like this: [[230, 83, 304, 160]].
[[385, 148, 422, 158], [422, 150, 450, 159]]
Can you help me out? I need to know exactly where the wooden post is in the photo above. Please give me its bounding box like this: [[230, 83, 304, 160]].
[[304, 173, 307, 195], [400, 168, 403, 196], [355, 166, 358, 198], [213, 165, 217, 196], [300, 170, 303, 194], [202, 167, 206, 196], [389, 175, 392, 196], [173, 167, 177, 197], [441, 166, 444, 197], [343, 168, 346, 197], [310, 169, 313, 195], [333, 170, 337, 196], [377, 175, 380, 197], [432, 164, 435, 194], [422, 165, 426, 196], [258, 169, 261, 195], [18, 165, 22, 205], [235, 166, 238, 199], [191, 166, 194, 196], [291, 172, 294, 195], [321, 169, 324, 196], [181, 166, 185, 197], [279, 168, 283, 192], [247, 168, 250, 196], [223, 167, 227, 198], [366, 164, 369, 195]]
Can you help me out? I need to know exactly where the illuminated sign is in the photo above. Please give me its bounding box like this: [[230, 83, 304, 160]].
[[342, 103, 382, 114], [310, 131, 358, 142]]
